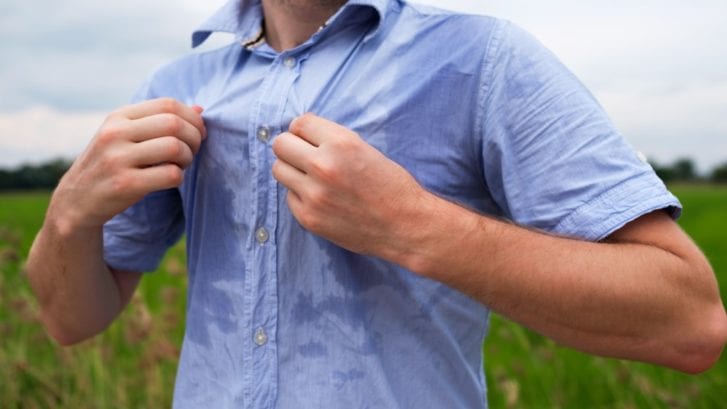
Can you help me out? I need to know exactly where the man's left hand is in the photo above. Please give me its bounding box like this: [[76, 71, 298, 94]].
[[272, 113, 429, 258]]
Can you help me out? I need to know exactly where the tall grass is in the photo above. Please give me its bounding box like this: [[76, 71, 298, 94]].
[[1, 187, 725, 408], [0, 192, 186, 408]]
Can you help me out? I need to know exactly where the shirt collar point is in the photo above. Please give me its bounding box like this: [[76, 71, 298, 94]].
[[345, 0, 391, 42], [192, 31, 211, 49], [190, 0, 263, 48]]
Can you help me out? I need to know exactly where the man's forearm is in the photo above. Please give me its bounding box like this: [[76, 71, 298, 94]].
[[27, 210, 123, 345], [391, 193, 727, 373]]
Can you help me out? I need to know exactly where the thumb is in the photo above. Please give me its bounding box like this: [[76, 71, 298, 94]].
[[191, 105, 204, 114]]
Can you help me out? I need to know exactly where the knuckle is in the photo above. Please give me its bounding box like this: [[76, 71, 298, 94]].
[[297, 209, 321, 232], [107, 106, 128, 120], [161, 114, 183, 135], [271, 133, 286, 153], [310, 159, 336, 182], [110, 173, 134, 196], [165, 166, 184, 186], [290, 114, 312, 134], [163, 137, 183, 157], [177, 141, 194, 167], [306, 186, 329, 209], [98, 148, 127, 173], [189, 132, 202, 153], [96, 123, 124, 145], [271, 160, 282, 179], [156, 97, 179, 113], [332, 135, 355, 151]]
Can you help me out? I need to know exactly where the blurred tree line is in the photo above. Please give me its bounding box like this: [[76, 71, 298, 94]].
[[0, 158, 71, 191], [0, 157, 726, 191], [650, 157, 727, 184]]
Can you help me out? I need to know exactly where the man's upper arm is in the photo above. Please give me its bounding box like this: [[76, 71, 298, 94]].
[[476, 22, 681, 241], [603, 210, 709, 268], [110, 268, 143, 310]]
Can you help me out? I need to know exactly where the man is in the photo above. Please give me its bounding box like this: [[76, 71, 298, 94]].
[[28, 0, 727, 407]]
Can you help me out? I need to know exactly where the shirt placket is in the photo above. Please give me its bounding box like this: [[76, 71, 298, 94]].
[[244, 48, 303, 409]]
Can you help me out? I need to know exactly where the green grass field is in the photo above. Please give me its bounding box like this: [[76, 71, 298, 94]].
[[1, 187, 725, 408]]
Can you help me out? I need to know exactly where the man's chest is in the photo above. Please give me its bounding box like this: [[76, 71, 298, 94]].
[[183, 51, 494, 217]]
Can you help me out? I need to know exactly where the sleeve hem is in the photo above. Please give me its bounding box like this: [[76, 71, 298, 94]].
[[553, 177, 682, 241], [103, 234, 169, 273]]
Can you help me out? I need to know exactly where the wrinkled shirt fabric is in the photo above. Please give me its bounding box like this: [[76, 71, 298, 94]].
[[103, 0, 681, 407]]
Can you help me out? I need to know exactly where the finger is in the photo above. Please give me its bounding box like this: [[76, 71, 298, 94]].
[[272, 158, 307, 195], [271, 132, 317, 173], [117, 98, 206, 139], [285, 189, 305, 221], [125, 113, 204, 153], [130, 136, 195, 169], [132, 163, 185, 192], [288, 113, 354, 147]]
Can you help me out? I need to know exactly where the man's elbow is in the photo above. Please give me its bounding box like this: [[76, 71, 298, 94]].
[[39, 310, 101, 347], [50, 331, 88, 347], [52, 328, 99, 347], [671, 302, 727, 374]]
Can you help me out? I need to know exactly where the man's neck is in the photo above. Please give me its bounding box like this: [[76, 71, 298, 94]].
[[262, 0, 347, 51]]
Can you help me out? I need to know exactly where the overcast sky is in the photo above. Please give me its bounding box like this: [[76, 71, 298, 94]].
[[1, 0, 726, 172]]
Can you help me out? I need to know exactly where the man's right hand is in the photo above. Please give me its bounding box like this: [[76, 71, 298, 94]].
[[26, 98, 206, 345], [51, 97, 206, 231]]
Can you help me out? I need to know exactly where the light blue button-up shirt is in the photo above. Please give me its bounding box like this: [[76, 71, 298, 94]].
[[104, 0, 681, 407]]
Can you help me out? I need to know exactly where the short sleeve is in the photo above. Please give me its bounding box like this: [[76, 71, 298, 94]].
[[102, 79, 185, 272], [479, 21, 680, 241]]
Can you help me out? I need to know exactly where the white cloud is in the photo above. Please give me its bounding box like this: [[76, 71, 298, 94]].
[[423, 0, 727, 172], [599, 81, 727, 171], [0, 107, 104, 167], [1, 0, 726, 171], [0, 0, 228, 111], [601, 82, 727, 134]]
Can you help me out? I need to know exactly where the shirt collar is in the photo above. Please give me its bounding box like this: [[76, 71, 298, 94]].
[[191, 0, 391, 48]]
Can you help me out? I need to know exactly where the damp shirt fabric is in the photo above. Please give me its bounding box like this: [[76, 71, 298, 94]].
[[103, 0, 681, 407]]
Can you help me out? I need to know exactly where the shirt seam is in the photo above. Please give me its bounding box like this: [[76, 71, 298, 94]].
[[475, 18, 508, 147]]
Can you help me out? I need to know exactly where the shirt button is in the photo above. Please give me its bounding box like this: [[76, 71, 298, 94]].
[[255, 227, 269, 244], [256, 126, 270, 142], [283, 57, 296, 68], [254, 327, 268, 346]]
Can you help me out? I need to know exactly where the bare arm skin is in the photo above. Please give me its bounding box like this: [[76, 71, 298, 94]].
[[272, 113, 727, 374], [27, 98, 206, 345]]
